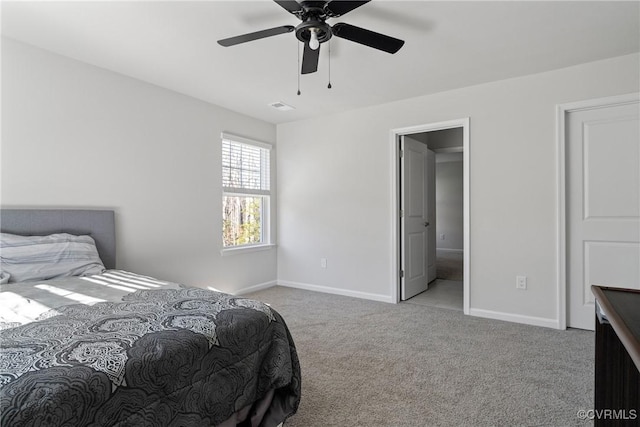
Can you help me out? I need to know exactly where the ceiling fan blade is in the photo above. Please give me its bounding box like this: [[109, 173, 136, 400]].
[[218, 25, 295, 47], [273, 0, 303, 14], [332, 23, 404, 54], [301, 43, 320, 74], [325, 1, 370, 17]]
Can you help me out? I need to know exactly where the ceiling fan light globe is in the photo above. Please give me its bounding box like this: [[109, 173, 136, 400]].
[[309, 29, 320, 50]]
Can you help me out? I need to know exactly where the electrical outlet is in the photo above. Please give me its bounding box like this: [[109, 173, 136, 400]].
[[321, 258, 327, 269], [516, 276, 527, 290]]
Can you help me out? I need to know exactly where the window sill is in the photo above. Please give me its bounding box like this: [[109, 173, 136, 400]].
[[220, 244, 276, 257]]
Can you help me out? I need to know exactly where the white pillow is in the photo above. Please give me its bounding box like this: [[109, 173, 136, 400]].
[[0, 233, 106, 283]]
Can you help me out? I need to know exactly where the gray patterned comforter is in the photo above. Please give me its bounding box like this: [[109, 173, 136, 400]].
[[0, 282, 300, 426]]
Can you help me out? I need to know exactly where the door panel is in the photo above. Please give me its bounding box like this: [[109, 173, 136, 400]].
[[408, 233, 425, 280], [583, 117, 639, 219], [567, 100, 640, 330], [584, 241, 639, 300]]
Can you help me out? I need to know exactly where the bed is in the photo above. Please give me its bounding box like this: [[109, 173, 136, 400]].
[[0, 209, 300, 427]]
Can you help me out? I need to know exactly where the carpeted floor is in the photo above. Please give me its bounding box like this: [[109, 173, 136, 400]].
[[246, 286, 594, 427]]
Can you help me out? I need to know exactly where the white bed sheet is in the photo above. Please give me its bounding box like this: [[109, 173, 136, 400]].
[[0, 270, 182, 329]]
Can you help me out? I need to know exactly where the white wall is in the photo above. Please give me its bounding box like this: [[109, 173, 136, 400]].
[[435, 158, 463, 251], [3, 37, 638, 327], [1, 38, 278, 293], [276, 53, 639, 326]]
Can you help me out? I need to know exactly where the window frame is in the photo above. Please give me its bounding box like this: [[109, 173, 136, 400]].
[[220, 132, 274, 254]]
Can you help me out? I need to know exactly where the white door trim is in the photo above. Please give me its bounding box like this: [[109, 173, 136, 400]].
[[555, 93, 639, 330], [390, 117, 470, 314]]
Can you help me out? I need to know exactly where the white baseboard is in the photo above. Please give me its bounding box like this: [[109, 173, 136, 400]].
[[436, 248, 463, 253], [234, 280, 561, 330], [278, 280, 395, 304], [234, 280, 278, 296], [469, 308, 560, 329]]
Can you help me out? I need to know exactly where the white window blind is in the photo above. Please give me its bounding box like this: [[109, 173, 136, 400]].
[[222, 133, 270, 196]]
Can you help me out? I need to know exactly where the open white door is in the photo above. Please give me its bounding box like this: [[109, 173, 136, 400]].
[[400, 136, 435, 300], [567, 99, 640, 330]]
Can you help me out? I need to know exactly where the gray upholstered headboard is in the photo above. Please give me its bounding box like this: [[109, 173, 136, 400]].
[[0, 209, 116, 269]]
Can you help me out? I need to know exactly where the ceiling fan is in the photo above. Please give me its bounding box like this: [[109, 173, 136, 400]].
[[217, 0, 405, 75]]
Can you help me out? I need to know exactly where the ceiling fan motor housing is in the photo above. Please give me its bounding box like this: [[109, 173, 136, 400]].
[[294, 2, 334, 45], [296, 19, 331, 45]]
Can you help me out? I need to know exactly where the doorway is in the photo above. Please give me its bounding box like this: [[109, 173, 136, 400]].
[[390, 118, 470, 314]]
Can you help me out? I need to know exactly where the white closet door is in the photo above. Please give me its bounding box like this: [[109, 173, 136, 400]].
[[567, 100, 640, 330]]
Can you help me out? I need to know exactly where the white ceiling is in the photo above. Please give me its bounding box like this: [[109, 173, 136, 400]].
[[2, 1, 638, 124]]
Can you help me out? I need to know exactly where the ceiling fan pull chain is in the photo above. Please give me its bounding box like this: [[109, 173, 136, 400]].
[[327, 40, 332, 89], [297, 40, 301, 95]]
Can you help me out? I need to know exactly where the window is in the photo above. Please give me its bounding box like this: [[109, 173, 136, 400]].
[[221, 132, 271, 250]]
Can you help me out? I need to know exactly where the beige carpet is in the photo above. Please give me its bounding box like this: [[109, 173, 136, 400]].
[[246, 286, 594, 427]]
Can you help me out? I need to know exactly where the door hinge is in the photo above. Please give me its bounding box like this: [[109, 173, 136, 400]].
[[400, 209, 404, 218], [400, 270, 405, 278], [399, 149, 404, 158]]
